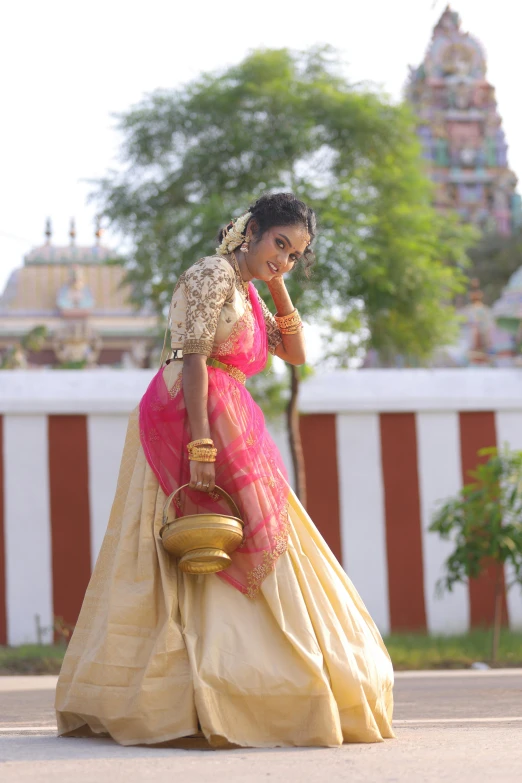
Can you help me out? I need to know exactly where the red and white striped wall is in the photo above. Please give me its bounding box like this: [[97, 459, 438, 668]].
[[0, 370, 144, 646], [299, 369, 522, 636], [1, 368, 522, 645]]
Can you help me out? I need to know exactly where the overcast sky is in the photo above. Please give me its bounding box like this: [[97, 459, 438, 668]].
[[1, 0, 521, 290]]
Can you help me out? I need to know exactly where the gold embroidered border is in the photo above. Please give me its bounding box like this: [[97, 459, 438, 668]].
[[183, 337, 213, 356], [245, 504, 290, 599], [168, 373, 183, 399], [214, 307, 254, 357]]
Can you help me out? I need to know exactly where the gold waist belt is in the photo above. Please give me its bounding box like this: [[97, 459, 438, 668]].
[[206, 358, 246, 385]]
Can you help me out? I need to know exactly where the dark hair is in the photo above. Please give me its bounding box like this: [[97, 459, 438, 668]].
[[218, 192, 317, 276]]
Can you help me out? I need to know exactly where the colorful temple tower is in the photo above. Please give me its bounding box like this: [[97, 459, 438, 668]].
[[406, 6, 522, 235]]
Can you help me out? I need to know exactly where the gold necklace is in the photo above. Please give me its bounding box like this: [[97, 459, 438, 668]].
[[231, 251, 250, 298]]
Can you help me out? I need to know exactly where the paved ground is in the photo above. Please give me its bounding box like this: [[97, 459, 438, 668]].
[[1, 671, 521, 782]]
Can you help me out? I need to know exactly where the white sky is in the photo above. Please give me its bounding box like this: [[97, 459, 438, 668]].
[[1, 0, 521, 291]]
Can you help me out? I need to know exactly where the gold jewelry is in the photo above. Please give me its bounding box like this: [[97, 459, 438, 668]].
[[275, 308, 303, 335], [187, 438, 214, 449], [207, 357, 246, 385], [188, 448, 217, 463], [240, 235, 250, 254], [188, 444, 217, 456], [275, 309, 301, 329], [187, 441, 218, 462], [280, 324, 304, 335], [230, 251, 250, 297]]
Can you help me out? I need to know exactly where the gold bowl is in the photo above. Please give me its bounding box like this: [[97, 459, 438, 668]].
[[160, 484, 244, 574]]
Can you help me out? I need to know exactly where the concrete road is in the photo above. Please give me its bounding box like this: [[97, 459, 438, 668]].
[[1, 671, 521, 782]]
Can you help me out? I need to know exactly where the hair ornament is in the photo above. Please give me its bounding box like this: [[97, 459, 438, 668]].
[[216, 211, 252, 255]]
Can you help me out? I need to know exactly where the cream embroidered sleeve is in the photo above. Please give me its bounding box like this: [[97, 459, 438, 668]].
[[182, 257, 235, 356], [257, 294, 283, 355]]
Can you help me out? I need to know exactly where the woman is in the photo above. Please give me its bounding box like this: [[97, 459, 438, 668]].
[[55, 192, 394, 748]]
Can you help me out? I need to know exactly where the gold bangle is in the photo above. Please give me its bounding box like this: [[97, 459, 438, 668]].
[[187, 438, 214, 449], [280, 324, 303, 335], [275, 309, 301, 329], [188, 450, 217, 463], [187, 446, 218, 462], [277, 309, 303, 335], [189, 454, 216, 462], [188, 445, 217, 455]]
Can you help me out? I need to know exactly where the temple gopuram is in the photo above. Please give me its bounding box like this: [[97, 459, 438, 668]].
[[406, 6, 522, 235], [0, 219, 157, 368], [364, 6, 522, 368]]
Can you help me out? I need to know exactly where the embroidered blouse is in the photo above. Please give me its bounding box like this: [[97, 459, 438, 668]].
[[169, 256, 283, 358]]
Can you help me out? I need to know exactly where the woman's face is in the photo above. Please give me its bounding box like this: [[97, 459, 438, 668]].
[[246, 224, 310, 283]]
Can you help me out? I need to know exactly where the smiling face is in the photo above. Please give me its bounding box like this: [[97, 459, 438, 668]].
[[244, 223, 310, 282]]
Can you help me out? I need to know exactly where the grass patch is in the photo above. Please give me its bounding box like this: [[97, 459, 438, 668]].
[[1, 630, 522, 674], [384, 629, 522, 670], [0, 644, 65, 675]]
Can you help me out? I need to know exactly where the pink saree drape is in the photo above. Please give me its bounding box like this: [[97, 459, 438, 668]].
[[139, 283, 290, 597]]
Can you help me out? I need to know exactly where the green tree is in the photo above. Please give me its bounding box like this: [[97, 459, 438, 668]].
[[0, 325, 48, 369], [430, 447, 522, 663], [466, 230, 522, 306], [96, 47, 472, 501]]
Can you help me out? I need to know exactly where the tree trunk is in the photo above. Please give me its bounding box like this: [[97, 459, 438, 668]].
[[491, 564, 503, 664], [286, 364, 307, 506]]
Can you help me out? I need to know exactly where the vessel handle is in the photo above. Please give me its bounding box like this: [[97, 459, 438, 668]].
[[161, 483, 242, 529]]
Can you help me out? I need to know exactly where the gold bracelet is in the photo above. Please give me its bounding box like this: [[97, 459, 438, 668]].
[[189, 455, 216, 463], [188, 448, 217, 463], [276, 309, 302, 335], [280, 324, 304, 335], [188, 444, 217, 455], [188, 445, 217, 457], [187, 438, 214, 449], [275, 308, 301, 329]]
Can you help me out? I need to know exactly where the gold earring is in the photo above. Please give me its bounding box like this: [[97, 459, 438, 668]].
[[240, 235, 250, 254]]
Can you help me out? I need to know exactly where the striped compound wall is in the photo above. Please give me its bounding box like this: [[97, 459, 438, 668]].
[[1, 368, 522, 645], [299, 369, 522, 637]]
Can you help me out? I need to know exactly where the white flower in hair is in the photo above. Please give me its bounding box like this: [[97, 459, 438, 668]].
[[216, 211, 252, 255]]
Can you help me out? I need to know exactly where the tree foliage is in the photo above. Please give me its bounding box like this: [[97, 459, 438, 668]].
[[430, 447, 522, 588], [430, 447, 522, 660], [0, 325, 48, 369], [96, 47, 472, 362], [466, 229, 522, 306]]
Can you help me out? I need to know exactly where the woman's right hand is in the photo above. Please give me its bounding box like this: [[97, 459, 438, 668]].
[[189, 459, 216, 493]]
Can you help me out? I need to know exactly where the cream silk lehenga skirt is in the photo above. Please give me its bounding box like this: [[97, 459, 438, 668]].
[[55, 372, 394, 748]]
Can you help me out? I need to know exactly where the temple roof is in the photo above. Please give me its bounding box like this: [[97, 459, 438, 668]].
[[24, 243, 114, 265], [24, 217, 115, 265], [409, 5, 487, 86], [0, 263, 152, 317], [0, 218, 153, 318], [434, 6, 461, 35]]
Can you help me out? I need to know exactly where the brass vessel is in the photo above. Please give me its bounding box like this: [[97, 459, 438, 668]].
[[160, 484, 244, 574]]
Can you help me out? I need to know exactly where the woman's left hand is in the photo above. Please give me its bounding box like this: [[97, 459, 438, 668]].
[[267, 279, 306, 366]]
